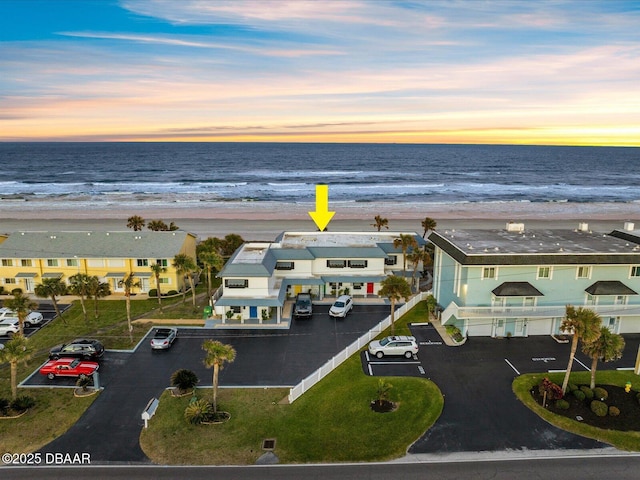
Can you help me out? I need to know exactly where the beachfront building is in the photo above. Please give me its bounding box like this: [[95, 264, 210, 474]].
[[429, 222, 640, 338], [0, 231, 197, 295], [213, 231, 425, 324]]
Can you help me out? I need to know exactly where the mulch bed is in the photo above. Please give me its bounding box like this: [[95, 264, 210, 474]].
[[370, 400, 397, 413], [532, 384, 640, 431]]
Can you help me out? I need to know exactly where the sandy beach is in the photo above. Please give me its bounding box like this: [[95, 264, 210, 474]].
[[1, 200, 639, 240]]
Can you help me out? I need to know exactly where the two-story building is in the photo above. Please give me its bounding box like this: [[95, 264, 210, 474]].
[[213, 231, 424, 324], [0, 231, 197, 295], [429, 222, 640, 338]]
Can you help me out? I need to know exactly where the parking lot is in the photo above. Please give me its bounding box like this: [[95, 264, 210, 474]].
[[0, 302, 69, 345]]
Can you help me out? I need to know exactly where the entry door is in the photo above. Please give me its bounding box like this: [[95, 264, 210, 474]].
[[367, 283, 374, 294], [294, 285, 302, 295], [250, 306, 257, 318]]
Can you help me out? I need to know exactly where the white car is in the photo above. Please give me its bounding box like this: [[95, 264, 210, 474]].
[[0, 307, 44, 328], [329, 295, 353, 318], [0, 318, 20, 337], [368, 335, 419, 359]]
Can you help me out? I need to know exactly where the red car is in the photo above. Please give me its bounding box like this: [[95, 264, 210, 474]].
[[39, 358, 99, 380]]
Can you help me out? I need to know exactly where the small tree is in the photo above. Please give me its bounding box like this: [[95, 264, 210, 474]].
[[86, 275, 111, 319], [393, 234, 418, 275], [184, 398, 213, 425], [150, 262, 167, 311], [68, 273, 91, 322], [378, 276, 412, 335], [0, 336, 32, 400], [375, 378, 393, 407], [202, 340, 236, 414], [34, 277, 67, 324], [197, 245, 224, 306], [560, 305, 602, 393], [539, 377, 563, 407], [76, 374, 92, 392], [582, 326, 625, 390], [126, 215, 145, 231], [371, 215, 389, 232], [118, 273, 141, 343], [173, 254, 198, 307], [421, 217, 437, 239], [3, 291, 38, 336]]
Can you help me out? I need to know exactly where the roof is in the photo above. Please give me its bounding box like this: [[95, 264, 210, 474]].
[[276, 231, 424, 248], [492, 282, 544, 297], [0, 231, 195, 259], [585, 281, 638, 296], [429, 229, 640, 266]]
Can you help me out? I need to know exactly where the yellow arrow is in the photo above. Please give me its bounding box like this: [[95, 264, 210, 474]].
[[308, 184, 335, 231]]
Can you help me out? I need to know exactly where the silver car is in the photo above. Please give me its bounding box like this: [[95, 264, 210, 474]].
[[0, 318, 20, 337], [0, 307, 44, 328], [368, 335, 419, 359], [150, 327, 178, 350], [329, 295, 353, 318]]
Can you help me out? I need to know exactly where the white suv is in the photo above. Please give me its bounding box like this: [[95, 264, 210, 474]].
[[329, 295, 353, 318], [0, 307, 44, 328], [0, 318, 20, 337], [368, 335, 419, 359]]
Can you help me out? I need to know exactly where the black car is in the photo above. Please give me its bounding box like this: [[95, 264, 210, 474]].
[[294, 293, 313, 318], [49, 338, 105, 360]]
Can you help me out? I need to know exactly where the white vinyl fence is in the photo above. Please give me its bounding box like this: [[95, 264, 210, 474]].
[[288, 291, 430, 403]]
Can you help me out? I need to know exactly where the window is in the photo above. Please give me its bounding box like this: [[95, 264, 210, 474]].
[[156, 259, 168, 267], [47, 259, 58, 267], [275, 261, 295, 270], [631, 266, 640, 277], [327, 260, 346, 268], [1, 259, 12, 267], [348, 260, 368, 269], [225, 279, 249, 288], [66, 258, 79, 267], [353, 283, 363, 290], [4, 278, 16, 284], [230, 306, 242, 314], [482, 267, 496, 279], [385, 255, 397, 266], [87, 259, 104, 267], [137, 259, 149, 267], [158, 278, 170, 284], [21, 259, 32, 267], [108, 259, 125, 267], [577, 266, 591, 279], [537, 266, 551, 279]]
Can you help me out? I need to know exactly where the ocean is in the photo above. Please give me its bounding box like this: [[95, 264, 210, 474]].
[[1, 143, 640, 209]]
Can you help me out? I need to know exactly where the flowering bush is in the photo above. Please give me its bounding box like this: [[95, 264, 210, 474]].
[[539, 377, 564, 401]]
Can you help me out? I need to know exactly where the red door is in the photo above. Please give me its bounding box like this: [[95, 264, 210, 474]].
[[367, 282, 374, 294]]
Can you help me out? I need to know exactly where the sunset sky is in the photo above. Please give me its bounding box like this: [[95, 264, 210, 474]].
[[1, 0, 639, 145]]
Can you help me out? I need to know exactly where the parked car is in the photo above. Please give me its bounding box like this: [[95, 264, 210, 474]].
[[294, 293, 313, 318], [39, 358, 99, 380], [329, 295, 353, 318], [0, 307, 44, 328], [150, 327, 178, 350], [49, 338, 105, 360], [368, 335, 419, 359], [0, 318, 20, 337]]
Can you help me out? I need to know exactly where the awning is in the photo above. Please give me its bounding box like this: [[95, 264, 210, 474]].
[[281, 278, 325, 287], [42, 272, 63, 278], [585, 281, 638, 296], [15, 272, 37, 278], [322, 276, 386, 283], [135, 272, 152, 277], [105, 272, 126, 278], [214, 297, 283, 307], [492, 282, 544, 297]]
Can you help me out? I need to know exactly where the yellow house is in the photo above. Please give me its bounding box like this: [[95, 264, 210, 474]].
[[0, 231, 197, 295]]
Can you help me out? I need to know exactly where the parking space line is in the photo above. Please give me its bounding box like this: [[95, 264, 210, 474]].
[[574, 357, 591, 371], [368, 360, 421, 365], [504, 358, 520, 375]]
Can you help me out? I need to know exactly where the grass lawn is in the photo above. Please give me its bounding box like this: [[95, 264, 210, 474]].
[[513, 370, 640, 451], [139, 301, 444, 465]]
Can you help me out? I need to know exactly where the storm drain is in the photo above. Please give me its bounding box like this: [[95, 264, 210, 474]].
[[262, 438, 276, 451]]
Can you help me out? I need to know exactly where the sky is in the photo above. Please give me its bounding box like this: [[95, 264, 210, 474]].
[[1, 0, 639, 145]]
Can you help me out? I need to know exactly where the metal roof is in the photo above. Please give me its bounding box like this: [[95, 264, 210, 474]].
[[0, 231, 195, 259], [585, 281, 638, 296], [492, 282, 544, 297]]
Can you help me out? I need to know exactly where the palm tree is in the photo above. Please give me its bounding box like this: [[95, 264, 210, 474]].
[[68, 273, 91, 322], [197, 243, 224, 306], [34, 277, 67, 324], [126, 215, 146, 231], [173, 253, 198, 306], [147, 220, 169, 231], [393, 233, 418, 275], [421, 217, 437, 239], [378, 276, 412, 335], [371, 215, 389, 232], [560, 305, 602, 393], [168, 221, 180, 231], [86, 276, 111, 319], [582, 326, 625, 390], [407, 246, 432, 293], [150, 262, 167, 311], [0, 335, 32, 400], [118, 273, 141, 343], [202, 339, 236, 413], [3, 291, 38, 336]]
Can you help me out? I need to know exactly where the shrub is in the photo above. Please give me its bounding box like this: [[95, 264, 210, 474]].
[[171, 369, 199, 393], [445, 325, 464, 342], [148, 288, 158, 298], [609, 406, 621, 417], [539, 377, 564, 401], [11, 395, 35, 412], [11, 288, 23, 295], [0, 286, 5, 295], [572, 389, 586, 401], [76, 374, 92, 392], [555, 399, 570, 410], [580, 386, 594, 400], [184, 398, 213, 425], [0, 397, 9, 415], [568, 383, 579, 392], [590, 400, 608, 417], [593, 387, 609, 401], [167, 290, 179, 296]]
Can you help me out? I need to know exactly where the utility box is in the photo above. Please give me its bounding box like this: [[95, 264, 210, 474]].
[[203, 305, 213, 319]]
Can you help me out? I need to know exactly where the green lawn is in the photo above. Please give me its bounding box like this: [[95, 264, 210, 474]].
[[513, 370, 640, 451], [140, 300, 444, 464]]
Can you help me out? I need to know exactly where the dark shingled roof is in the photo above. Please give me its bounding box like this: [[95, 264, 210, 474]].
[[492, 282, 544, 297], [585, 281, 638, 296]]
